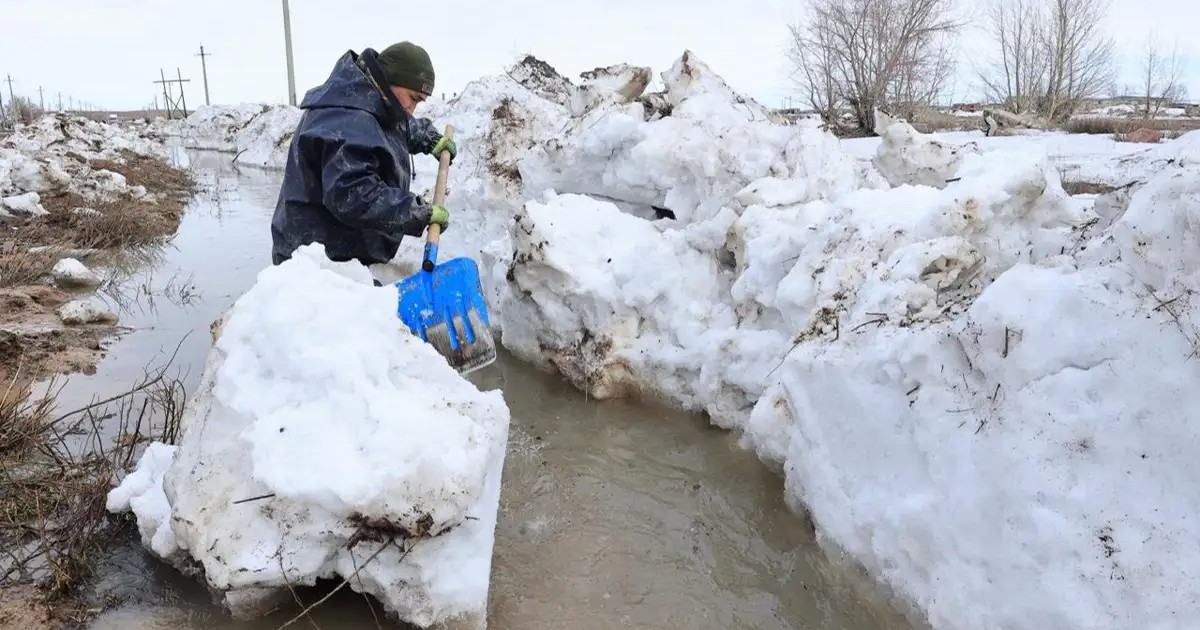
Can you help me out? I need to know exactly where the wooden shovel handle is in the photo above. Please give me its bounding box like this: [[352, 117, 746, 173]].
[[426, 124, 454, 246]]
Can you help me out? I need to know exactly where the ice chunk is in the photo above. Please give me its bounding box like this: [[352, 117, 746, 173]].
[[110, 243, 510, 629], [105, 442, 179, 558], [52, 257, 103, 288], [0, 191, 47, 217], [58, 298, 117, 324], [872, 110, 981, 188]]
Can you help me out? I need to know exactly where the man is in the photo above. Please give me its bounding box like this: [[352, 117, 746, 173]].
[[269, 41, 457, 277]]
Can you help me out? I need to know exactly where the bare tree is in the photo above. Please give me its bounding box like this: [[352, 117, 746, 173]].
[[1039, 0, 1116, 120], [1136, 37, 1187, 118], [787, 0, 965, 132], [978, 0, 1115, 121], [977, 0, 1048, 114]]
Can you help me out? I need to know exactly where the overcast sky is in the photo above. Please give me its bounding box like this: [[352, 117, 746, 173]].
[[1, 0, 1196, 112]]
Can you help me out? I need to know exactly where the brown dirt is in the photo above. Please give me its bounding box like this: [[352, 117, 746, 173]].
[[0, 286, 109, 383], [0, 587, 60, 630], [1062, 181, 1117, 196]]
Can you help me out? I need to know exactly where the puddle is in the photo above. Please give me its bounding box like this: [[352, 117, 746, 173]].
[[65, 150, 917, 630]]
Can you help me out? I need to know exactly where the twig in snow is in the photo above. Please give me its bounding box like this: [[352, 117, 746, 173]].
[[851, 316, 888, 332], [348, 545, 384, 630], [232, 493, 276, 505], [272, 541, 399, 630], [278, 552, 322, 630]]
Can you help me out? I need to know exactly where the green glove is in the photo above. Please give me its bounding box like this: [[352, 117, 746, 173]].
[[431, 135, 457, 161], [429, 204, 450, 232]]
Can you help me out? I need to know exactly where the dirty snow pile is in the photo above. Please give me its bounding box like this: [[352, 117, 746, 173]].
[[157, 49, 1200, 629], [497, 61, 1200, 630], [167, 103, 303, 169], [0, 113, 171, 220], [106, 243, 511, 629]]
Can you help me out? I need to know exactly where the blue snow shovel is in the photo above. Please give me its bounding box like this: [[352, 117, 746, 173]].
[[395, 125, 498, 375]]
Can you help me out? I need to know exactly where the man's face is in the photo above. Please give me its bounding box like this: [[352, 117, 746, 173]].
[[390, 86, 428, 115]]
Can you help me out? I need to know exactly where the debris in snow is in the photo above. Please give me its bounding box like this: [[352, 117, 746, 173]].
[[107, 244, 510, 628], [504, 55, 575, 106], [51, 258, 103, 288], [872, 110, 981, 188], [58, 298, 116, 324], [568, 64, 652, 116]]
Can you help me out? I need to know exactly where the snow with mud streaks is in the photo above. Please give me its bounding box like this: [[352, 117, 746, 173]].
[[160, 48, 1200, 630], [107, 244, 510, 629]]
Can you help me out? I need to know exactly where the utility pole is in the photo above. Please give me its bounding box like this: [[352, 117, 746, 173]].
[[197, 44, 212, 106], [281, 0, 297, 106], [57, 93, 62, 111], [153, 68, 191, 119], [38, 86, 44, 110], [4, 74, 14, 103], [176, 68, 189, 114]]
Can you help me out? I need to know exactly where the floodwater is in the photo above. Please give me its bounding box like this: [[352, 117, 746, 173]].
[[62, 150, 919, 630]]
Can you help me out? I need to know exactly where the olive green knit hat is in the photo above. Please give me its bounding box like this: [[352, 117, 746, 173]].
[[376, 42, 435, 95]]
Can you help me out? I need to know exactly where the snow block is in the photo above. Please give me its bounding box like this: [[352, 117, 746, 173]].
[[872, 110, 981, 188], [497, 191, 781, 424], [519, 51, 873, 225], [107, 243, 511, 629]]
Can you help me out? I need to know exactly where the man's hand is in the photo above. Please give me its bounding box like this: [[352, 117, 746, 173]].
[[428, 204, 450, 232], [430, 134, 457, 162]]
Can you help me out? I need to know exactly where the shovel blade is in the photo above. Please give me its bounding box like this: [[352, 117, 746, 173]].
[[395, 256, 496, 373]]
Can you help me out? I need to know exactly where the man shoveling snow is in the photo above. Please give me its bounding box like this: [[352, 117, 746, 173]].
[[270, 41, 456, 276]]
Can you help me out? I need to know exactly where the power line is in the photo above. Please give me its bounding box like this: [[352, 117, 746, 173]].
[[197, 44, 212, 106]]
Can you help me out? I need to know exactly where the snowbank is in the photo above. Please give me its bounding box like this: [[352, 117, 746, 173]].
[[519, 52, 878, 225], [168, 103, 303, 169], [151, 48, 1200, 630], [107, 244, 510, 629], [740, 152, 1200, 630]]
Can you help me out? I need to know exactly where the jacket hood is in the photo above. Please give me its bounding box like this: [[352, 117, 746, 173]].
[[300, 50, 395, 124]]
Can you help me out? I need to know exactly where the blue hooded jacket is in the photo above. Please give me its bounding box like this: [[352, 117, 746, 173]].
[[270, 48, 443, 267]]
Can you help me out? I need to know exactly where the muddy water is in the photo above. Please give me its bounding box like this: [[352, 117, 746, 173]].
[[66, 150, 917, 630]]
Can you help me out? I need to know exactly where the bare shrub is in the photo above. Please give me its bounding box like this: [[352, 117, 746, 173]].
[[787, 0, 964, 132], [8, 96, 45, 126], [0, 245, 56, 288], [1062, 117, 1135, 135], [1063, 117, 1200, 135], [0, 342, 187, 624]]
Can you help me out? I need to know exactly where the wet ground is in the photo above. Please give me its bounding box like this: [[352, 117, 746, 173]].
[[49, 150, 918, 630]]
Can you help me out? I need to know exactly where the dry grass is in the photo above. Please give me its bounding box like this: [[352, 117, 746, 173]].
[[1062, 116, 1200, 136], [0, 247, 56, 289], [0, 150, 195, 289], [0, 343, 187, 626]]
